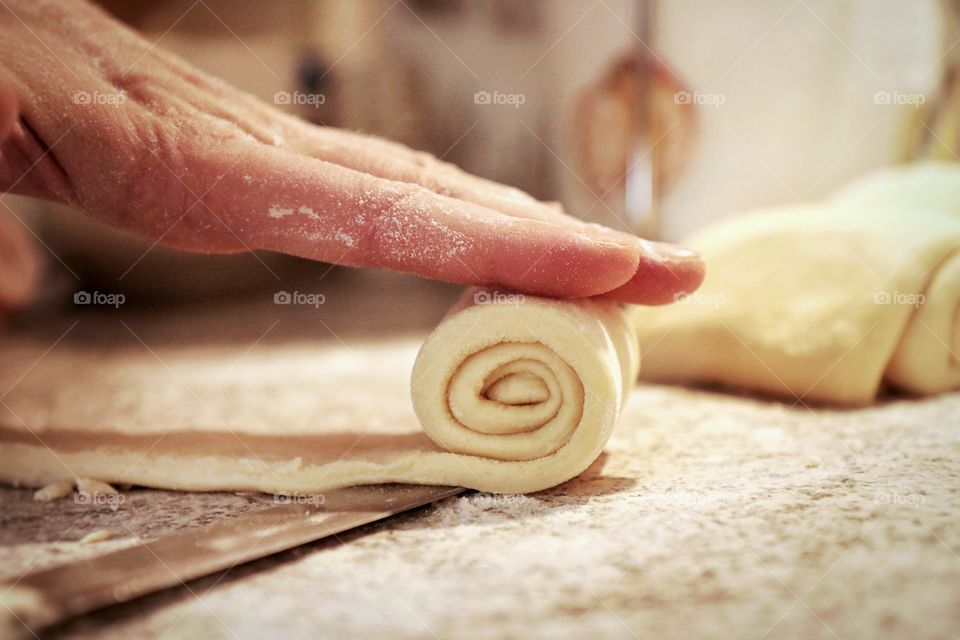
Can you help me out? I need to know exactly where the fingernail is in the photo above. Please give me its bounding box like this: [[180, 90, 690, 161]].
[[647, 240, 700, 260], [580, 224, 645, 248]]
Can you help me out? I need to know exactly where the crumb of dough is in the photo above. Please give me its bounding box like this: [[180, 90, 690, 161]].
[[32, 481, 74, 502], [79, 529, 114, 544], [0, 585, 58, 637], [805, 456, 822, 468], [75, 478, 117, 495]]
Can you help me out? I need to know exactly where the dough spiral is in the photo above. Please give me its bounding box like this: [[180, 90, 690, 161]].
[[411, 289, 639, 493]]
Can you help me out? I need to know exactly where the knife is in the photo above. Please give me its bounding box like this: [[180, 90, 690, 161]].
[[0, 484, 464, 637]]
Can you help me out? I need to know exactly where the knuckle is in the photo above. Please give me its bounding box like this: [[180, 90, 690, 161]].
[[86, 114, 239, 251]]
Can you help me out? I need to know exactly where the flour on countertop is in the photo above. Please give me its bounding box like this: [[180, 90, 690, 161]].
[[79, 529, 115, 544], [75, 479, 117, 495], [32, 481, 73, 502]]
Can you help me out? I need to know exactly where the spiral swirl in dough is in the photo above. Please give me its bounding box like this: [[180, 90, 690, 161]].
[[411, 289, 639, 493]]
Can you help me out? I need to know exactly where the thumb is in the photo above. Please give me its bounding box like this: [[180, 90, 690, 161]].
[[0, 77, 18, 144], [0, 205, 39, 314], [0, 78, 39, 314]]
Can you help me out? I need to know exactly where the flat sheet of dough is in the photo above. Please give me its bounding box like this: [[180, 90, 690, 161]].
[[632, 162, 960, 405], [0, 290, 637, 494]]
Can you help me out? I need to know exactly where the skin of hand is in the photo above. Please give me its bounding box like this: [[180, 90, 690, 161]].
[[0, 77, 38, 314], [0, 0, 703, 306]]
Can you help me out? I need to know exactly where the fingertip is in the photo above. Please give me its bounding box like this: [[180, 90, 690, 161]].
[[596, 240, 705, 304], [477, 220, 642, 299]]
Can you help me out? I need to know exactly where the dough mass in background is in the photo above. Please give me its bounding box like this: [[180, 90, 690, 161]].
[[632, 162, 960, 405]]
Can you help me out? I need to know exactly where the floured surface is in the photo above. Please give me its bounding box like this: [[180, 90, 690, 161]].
[[0, 272, 453, 493], [0, 334, 434, 461], [1, 385, 957, 639]]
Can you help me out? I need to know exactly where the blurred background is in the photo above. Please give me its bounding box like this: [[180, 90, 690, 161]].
[[4, 0, 960, 324]]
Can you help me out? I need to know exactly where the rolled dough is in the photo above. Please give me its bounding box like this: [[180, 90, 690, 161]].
[[0, 291, 638, 494], [410, 291, 638, 492]]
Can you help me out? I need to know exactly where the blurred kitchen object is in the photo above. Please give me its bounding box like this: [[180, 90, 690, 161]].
[[572, 2, 696, 238], [910, 0, 960, 162], [651, 0, 955, 240], [574, 0, 959, 240]]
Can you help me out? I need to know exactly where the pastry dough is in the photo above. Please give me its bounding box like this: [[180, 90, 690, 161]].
[[632, 162, 960, 405], [410, 291, 638, 493], [0, 290, 637, 494], [830, 163, 960, 395]]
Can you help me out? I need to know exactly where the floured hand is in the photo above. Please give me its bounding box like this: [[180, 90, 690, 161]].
[[0, 0, 703, 305]]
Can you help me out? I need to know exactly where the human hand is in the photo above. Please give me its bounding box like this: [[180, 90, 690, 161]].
[[0, 0, 702, 306]]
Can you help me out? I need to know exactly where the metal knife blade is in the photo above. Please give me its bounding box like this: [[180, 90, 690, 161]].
[[0, 484, 464, 637]]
